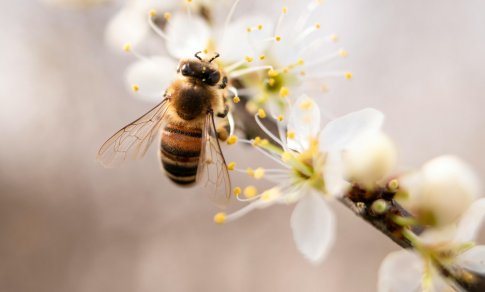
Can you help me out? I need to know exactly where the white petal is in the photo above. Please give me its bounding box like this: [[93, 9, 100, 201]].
[[218, 15, 273, 63], [290, 190, 335, 263], [378, 250, 423, 292], [454, 198, 485, 242], [320, 108, 384, 152], [105, 8, 150, 51], [457, 245, 485, 274], [125, 57, 177, 102], [287, 95, 320, 152], [165, 13, 211, 59]]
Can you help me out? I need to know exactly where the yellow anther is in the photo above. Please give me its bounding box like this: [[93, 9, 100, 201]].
[[164, 12, 172, 21], [277, 115, 284, 122], [338, 49, 348, 58], [282, 7, 288, 14], [315, 23, 321, 29], [299, 99, 314, 110], [287, 131, 296, 139], [260, 139, 269, 146], [213, 212, 226, 224], [275, 36, 281, 42], [252, 136, 261, 146], [227, 135, 238, 145], [258, 108, 267, 119], [254, 167, 265, 179], [268, 69, 279, 77], [233, 187, 242, 196], [186, 0, 192, 3], [259, 55, 266, 60], [203, 48, 209, 54], [329, 34, 338, 42], [281, 151, 293, 162], [227, 162, 236, 171], [245, 56, 254, 62], [279, 87, 289, 97], [131, 84, 139, 92], [345, 72, 353, 80], [148, 9, 157, 17], [122, 43, 131, 52], [257, 24, 263, 30], [282, 67, 289, 74], [268, 78, 275, 87], [243, 186, 257, 198], [246, 27, 252, 32], [233, 96, 240, 103], [297, 58, 305, 65], [246, 167, 254, 177]]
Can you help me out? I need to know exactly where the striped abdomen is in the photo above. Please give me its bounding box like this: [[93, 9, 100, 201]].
[[160, 123, 202, 185]]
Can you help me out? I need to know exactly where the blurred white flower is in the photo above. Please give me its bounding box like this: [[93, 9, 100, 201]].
[[215, 96, 385, 263], [40, 0, 109, 8], [105, 0, 219, 50], [379, 198, 485, 292], [398, 155, 481, 227]]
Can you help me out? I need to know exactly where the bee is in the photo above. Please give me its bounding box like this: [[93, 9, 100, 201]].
[[97, 52, 231, 205]]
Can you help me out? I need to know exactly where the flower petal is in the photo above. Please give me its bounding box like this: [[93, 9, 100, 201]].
[[457, 245, 485, 274], [165, 13, 211, 59], [378, 250, 423, 292], [454, 198, 485, 243], [287, 95, 320, 152], [125, 57, 177, 102], [290, 190, 335, 263], [218, 15, 273, 63], [319, 108, 384, 152]]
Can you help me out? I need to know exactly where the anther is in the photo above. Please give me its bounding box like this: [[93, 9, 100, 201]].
[[345, 72, 353, 80], [227, 162, 236, 171], [279, 87, 289, 97], [227, 135, 238, 145], [233, 96, 240, 103], [245, 56, 254, 62], [148, 9, 157, 17], [254, 168, 265, 179], [258, 108, 267, 119], [233, 187, 242, 196], [338, 49, 348, 58], [132, 84, 140, 92], [122, 43, 131, 52], [287, 131, 296, 139], [213, 212, 226, 224], [243, 186, 257, 198]]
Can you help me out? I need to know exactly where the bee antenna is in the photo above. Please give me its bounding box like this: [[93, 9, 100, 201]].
[[194, 51, 203, 61], [209, 52, 220, 63]]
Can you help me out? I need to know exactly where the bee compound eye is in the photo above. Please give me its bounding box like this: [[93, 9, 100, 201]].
[[207, 71, 221, 85], [180, 63, 193, 76]]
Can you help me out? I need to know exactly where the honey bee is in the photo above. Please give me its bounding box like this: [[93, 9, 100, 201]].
[[97, 52, 231, 205]]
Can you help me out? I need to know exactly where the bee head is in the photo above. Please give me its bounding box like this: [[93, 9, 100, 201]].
[[177, 52, 221, 86]]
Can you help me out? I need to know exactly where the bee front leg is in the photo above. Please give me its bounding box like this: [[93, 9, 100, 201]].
[[216, 104, 229, 118]]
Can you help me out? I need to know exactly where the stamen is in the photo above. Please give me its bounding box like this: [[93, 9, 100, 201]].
[[273, 7, 287, 38], [279, 87, 289, 97], [229, 65, 274, 79], [222, 0, 242, 42], [244, 185, 258, 199], [213, 212, 226, 224], [254, 167, 265, 179], [131, 84, 140, 92], [225, 59, 246, 73], [254, 114, 285, 149], [227, 111, 235, 136], [122, 43, 149, 61], [294, 0, 322, 34], [294, 24, 321, 45], [304, 51, 341, 69], [148, 10, 171, 42]]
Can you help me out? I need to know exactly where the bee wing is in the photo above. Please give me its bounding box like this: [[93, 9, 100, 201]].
[[196, 111, 232, 208], [97, 99, 170, 167]]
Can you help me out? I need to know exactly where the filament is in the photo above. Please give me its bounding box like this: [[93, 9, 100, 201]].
[[229, 65, 274, 78]]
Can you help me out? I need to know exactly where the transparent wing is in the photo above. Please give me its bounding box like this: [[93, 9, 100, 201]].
[[97, 99, 170, 167], [196, 111, 232, 208]]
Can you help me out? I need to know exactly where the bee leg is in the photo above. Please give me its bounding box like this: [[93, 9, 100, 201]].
[[218, 76, 228, 89], [216, 104, 229, 118], [216, 121, 230, 141]]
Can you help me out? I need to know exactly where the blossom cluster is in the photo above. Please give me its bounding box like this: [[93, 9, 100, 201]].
[[102, 0, 485, 291]]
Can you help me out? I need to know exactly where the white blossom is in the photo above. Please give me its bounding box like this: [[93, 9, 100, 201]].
[[216, 96, 385, 263]]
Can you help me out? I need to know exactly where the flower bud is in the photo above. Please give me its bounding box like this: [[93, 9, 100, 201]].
[[398, 155, 481, 227], [344, 133, 397, 188]]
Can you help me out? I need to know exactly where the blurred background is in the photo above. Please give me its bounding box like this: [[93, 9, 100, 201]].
[[1, 0, 485, 291]]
